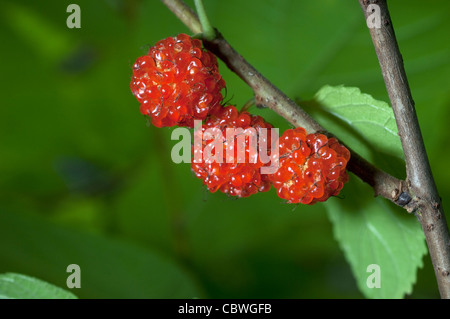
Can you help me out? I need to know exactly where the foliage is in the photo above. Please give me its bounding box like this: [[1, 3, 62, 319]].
[[0, 273, 77, 299]]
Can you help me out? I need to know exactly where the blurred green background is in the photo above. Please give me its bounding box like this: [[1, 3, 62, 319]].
[[0, 0, 449, 298]]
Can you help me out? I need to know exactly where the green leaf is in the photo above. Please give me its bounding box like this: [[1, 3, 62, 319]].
[[0, 210, 201, 298], [311, 85, 403, 159], [0, 273, 77, 299], [326, 179, 427, 299]]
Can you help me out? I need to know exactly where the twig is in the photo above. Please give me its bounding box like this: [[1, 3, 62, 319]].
[[194, 0, 216, 40], [359, 0, 450, 299], [160, 0, 409, 209]]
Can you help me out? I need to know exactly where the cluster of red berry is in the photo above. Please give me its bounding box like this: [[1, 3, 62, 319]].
[[131, 34, 350, 204]]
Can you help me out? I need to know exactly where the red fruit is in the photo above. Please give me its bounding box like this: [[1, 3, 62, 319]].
[[268, 128, 350, 205], [192, 105, 275, 198], [130, 33, 226, 128]]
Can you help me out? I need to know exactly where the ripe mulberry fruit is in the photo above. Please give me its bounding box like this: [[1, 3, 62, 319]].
[[269, 128, 350, 205], [191, 105, 275, 198], [130, 33, 226, 128]]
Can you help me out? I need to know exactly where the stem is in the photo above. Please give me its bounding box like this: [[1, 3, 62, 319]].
[[194, 0, 216, 40], [240, 97, 255, 113], [358, 0, 450, 298]]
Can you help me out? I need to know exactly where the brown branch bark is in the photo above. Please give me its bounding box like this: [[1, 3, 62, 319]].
[[359, 0, 450, 299]]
